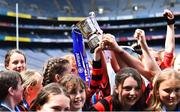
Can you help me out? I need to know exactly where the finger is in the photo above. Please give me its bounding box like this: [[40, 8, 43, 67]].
[[100, 41, 105, 47], [105, 34, 115, 38], [103, 34, 115, 41], [134, 29, 142, 39]]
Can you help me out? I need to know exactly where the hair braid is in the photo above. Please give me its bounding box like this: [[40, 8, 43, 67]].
[[42, 57, 69, 86]]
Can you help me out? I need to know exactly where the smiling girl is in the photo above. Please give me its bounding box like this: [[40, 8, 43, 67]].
[[91, 67, 146, 111], [149, 68, 180, 111], [5, 49, 26, 73]]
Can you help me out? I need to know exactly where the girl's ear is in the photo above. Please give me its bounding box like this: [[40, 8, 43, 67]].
[[54, 74, 61, 82], [26, 85, 33, 93], [5, 66, 10, 70], [114, 86, 119, 94], [8, 87, 14, 96]]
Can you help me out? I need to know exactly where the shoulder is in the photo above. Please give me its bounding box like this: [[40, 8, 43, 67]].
[[92, 96, 112, 111], [0, 105, 11, 111], [16, 99, 30, 111]]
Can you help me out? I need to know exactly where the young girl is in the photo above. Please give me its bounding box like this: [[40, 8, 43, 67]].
[[4, 49, 26, 73], [16, 69, 43, 111], [0, 70, 24, 111], [30, 83, 70, 111], [91, 67, 146, 111], [42, 57, 70, 86], [149, 68, 180, 111], [59, 74, 86, 111]]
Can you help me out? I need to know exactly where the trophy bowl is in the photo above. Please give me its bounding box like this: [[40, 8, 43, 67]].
[[76, 12, 102, 53]]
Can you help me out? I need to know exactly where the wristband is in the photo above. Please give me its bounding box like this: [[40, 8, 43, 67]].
[[166, 18, 175, 25], [93, 59, 101, 68]]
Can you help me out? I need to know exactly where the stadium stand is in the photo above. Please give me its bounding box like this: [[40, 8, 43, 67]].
[[0, 0, 179, 70], [0, 0, 180, 18]]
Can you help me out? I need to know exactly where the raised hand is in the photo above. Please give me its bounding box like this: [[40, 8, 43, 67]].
[[100, 33, 119, 52], [163, 9, 174, 20], [134, 29, 147, 46]]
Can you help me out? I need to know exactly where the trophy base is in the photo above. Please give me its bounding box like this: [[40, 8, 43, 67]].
[[88, 34, 100, 53]]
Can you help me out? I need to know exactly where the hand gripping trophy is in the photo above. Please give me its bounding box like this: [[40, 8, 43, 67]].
[[76, 12, 103, 53]]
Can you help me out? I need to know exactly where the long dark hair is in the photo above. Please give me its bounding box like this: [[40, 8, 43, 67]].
[[112, 67, 146, 111]]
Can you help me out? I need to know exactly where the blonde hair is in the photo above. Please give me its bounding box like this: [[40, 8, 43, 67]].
[[63, 54, 77, 69], [63, 54, 79, 75], [21, 69, 42, 96], [150, 68, 180, 110]]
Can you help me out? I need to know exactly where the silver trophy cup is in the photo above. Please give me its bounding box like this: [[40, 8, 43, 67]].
[[76, 12, 103, 53]]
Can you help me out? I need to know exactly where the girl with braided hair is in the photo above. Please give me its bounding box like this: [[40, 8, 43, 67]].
[[42, 57, 71, 86]]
